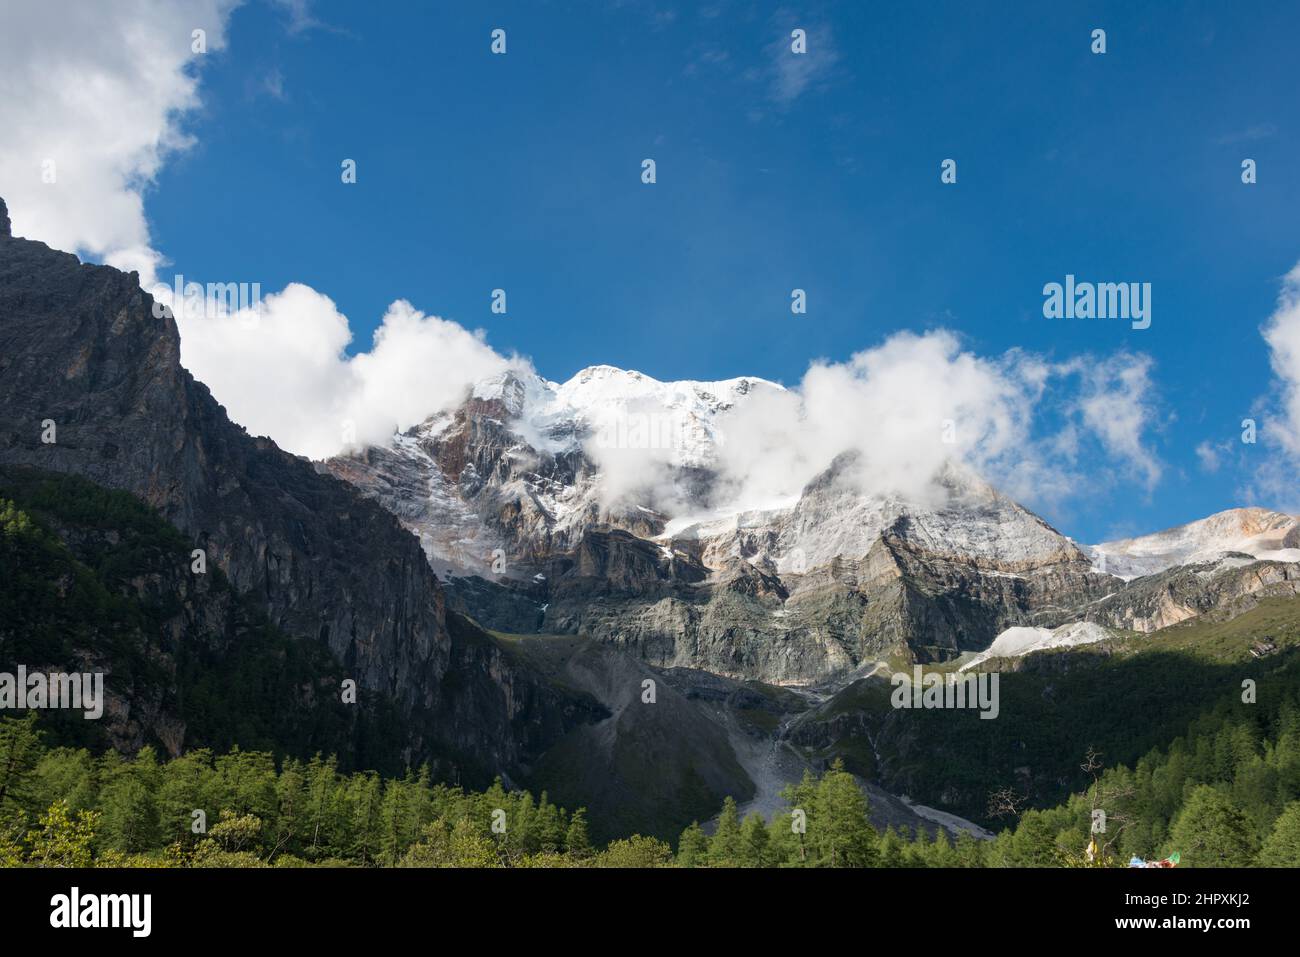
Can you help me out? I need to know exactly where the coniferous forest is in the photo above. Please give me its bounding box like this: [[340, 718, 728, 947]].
[[4, 695, 1300, 868]]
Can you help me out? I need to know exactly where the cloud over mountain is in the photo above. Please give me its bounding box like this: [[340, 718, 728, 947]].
[[0, 0, 239, 286]]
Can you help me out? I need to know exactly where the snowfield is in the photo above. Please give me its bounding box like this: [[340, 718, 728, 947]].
[[958, 621, 1114, 671], [1089, 507, 1300, 580]]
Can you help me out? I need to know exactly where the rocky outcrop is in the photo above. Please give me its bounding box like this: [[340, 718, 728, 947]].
[[507, 633, 756, 842], [1085, 555, 1300, 633], [315, 301, 1298, 692], [0, 203, 597, 778], [1091, 507, 1300, 579], [0, 225, 445, 701], [326, 383, 1124, 684]]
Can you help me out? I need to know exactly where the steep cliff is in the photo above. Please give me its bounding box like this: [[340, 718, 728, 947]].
[[0, 197, 599, 781]]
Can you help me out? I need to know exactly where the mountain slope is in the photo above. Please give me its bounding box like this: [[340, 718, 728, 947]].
[[0, 197, 599, 782], [1091, 507, 1300, 580], [788, 595, 1300, 825], [326, 371, 1119, 681]]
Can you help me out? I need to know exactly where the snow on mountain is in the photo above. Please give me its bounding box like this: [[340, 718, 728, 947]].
[[460, 365, 786, 465], [958, 621, 1115, 671], [1089, 507, 1300, 580], [342, 365, 1293, 595], [662, 456, 1085, 572], [348, 365, 1097, 578]]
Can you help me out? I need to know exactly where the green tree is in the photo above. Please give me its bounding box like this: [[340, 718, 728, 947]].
[[952, 830, 986, 867], [877, 826, 907, 867], [0, 714, 43, 820], [1003, 810, 1061, 867], [270, 758, 307, 861], [26, 800, 98, 867], [565, 808, 593, 860], [532, 792, 565, 855], [597, 835, 673, 868], [99, 766, 160, 852], [157, 748, 215, 846], [708, 795, 743, 865], [1166, 785, 1258, 867], [676, 821, 708, 867], [347, 771, 383, 865], [810, 760, 876, 867], [738, 812, 770, 867], [1257, 801, 1300, 867], [302, 754, 347, 859]]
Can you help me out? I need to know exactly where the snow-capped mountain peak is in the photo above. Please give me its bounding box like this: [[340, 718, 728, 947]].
[[1090, 507, 1300, 580], [464, 364, 786, 465]]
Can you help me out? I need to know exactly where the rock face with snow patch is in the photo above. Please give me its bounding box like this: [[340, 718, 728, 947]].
[[1090, 508, 1300, 580], [1084, 555, 1300, 633], [325, 369, 1122, 683], [324, 369, 1299, 687]]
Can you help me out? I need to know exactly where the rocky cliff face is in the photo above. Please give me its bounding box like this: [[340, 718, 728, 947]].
[[324, 372, 1121, 684], [1085, 555, 1300, 633], [1090, 507, 1300, 579], [324, 362, 1300, 689], [0, 200, 597, 779]]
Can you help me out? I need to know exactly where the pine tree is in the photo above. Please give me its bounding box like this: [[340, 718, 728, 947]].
[[0, 714, 43, 821], [565, 808, 593, 860], [271, 758, 307, 860], [532, 792, 565, 854], [952, 829, 986, 867], [708, 795, 742, 865], [347, 772, 383, 865], [1005, 810, 1060, 867], [157, 748, 215, 846], [738, 812, 770, 867], [877, 826, 906, 867], [375, 776, 403, 865], [676, 821, 708, 867], [927, 828, 957, 867], [1256, 800, 1300, 867], [811, 760, 876, 867], [302, 754, 346, 859], [99, 767, 159, 852], [1166, 785, 1258, 867]]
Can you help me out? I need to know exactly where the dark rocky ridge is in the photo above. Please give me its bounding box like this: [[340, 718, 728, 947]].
[[0, 200, 597, 779]]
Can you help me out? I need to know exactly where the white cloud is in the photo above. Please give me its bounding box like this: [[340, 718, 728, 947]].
[[1263, 262, 1300, 459], [1242, 261, 1300, 512], [0, 0, 1168, 512], [176, 287, 513, 460], [1066, 352, 1163, 491], [1196, 440, 1225, 473], [712, 331, 1040, 509], [578, 330, 1165, 518], [766, 19, 839, 107], [0, 0, 239, 287]]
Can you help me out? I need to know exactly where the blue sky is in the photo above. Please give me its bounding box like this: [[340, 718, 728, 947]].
[[10, 0, 1299, 542]]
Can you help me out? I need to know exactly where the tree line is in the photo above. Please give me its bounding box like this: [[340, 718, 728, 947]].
[[4, 696, 1298, 866]]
